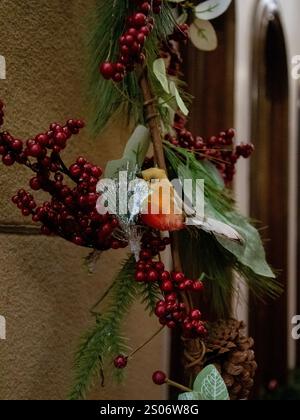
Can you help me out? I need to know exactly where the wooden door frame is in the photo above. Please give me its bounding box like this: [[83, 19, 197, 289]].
[[169, 2, 236, 398], [250, 0, 289, 395]]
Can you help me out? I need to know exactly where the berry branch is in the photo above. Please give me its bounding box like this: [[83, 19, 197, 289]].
[[0, 100, 128, 252]]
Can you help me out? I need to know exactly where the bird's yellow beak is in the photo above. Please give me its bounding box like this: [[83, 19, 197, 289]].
[[141, 167, 168, 181]]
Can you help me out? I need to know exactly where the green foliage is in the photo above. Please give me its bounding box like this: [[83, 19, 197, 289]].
[[69, 256, 138, 400], [138, 281, 162, 315], [164, 142, 281, 314], [178, 365, 229, 401], [193, 365, 229, 400], [87, 0, 176, 136]]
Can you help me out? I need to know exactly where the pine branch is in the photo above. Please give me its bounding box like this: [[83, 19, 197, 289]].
[[69, 256, 137, 400], [138, 282, 162, 315], [87, 1, 176, 136]]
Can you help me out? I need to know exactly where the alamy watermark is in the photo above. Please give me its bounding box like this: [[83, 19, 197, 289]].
[[0, 55, 6, 80], [292, 315, 300, 340], [292, 55, 300, 80], [96, 171, 205, 221], [0, 315, 6, 340]]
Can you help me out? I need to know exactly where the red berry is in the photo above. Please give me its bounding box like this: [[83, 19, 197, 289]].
[[54, 132, 67, 148], [161, 281, 173, 292], [165, 293, 177, 303], [184, 280, 193, 290], [135, 271, 146, 283], [28, 143, 43, 158], [114, 355, 128, 369], [160, 271, 170, 282], [191, 310, 202, 320], [147, 270, 159, 282], [35, 134, 49, 146], [100, 62, 115, 79], [139, 2, 151, 14], [167, 320, 176, 329], [128, 28, 139, 37], [73, 236, 85, 246], [152, 371, 167, 385], [155, 261, 165, 272], [140, 26, 150, 36], [11, 139, 23, 152], [2, 154, 15, 166], [155, 305, 166, 318], [133, 13, 147, 27], [112, 72, 124, 83], [140, 250, 152, 260], [193, 281, 204, 292], [173, 272, 185, 283], [30, 177, 41, 191], [137, 33, 145, 45], [69, 164, 81, 178]]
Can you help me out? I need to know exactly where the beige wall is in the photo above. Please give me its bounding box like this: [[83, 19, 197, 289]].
[[0, 0, 165, 400]]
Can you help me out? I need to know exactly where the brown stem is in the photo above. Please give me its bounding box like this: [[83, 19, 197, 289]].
[[165, 379, 193, 393], [139, 69, 167, 173], [139, 67, 205, 387], [139, 68, 191, 312], [129, 326, 165, 359]]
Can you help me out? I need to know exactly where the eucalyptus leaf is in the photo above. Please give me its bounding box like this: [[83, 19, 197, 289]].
[[123, 125, 151, 167], [195, 0, 232, 20], [153, 58, 170, 94], [104, 126, 150, 178], [189, 19, 218, 51], [164, 144, 279, 302], [104, 158, 131, 179], [178, 392, 202, 401], [193, 365, 229, 400], [176, 159, 275, 279], [177, 12, 188, 25], [169, 81, 189, 116]]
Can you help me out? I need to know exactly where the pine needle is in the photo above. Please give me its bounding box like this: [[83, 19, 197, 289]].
[[69, 256, 138, 400], [138, 282, 162, 315]]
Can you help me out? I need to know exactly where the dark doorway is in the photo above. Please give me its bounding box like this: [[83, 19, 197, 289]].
[[170, 2, 236, 399], [250, 0, 289, 397]]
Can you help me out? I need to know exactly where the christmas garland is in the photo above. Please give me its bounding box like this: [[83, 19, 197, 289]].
[[0, 0, 280, 400]]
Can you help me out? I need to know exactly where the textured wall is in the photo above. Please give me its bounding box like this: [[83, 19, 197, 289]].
[[0, 0, 166, 400]]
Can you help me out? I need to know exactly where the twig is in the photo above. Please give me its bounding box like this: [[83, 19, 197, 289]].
[[139, 67, 191, 312], [166, 379, 193, 393], [129, 326, 165, 358]]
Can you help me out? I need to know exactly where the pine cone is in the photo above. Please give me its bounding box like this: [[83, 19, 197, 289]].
[[204, 319, 257, 400]]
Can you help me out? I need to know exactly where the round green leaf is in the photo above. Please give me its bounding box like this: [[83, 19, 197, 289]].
[[193, 365, 230, 400], [195, 0, 233, 20], [189, 19, 218, 51]]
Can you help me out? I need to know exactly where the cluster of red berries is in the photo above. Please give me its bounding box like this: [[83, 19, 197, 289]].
[[155, 294, 187, 329], [182, 309, 207, 336], [12, 189, 37, 217], [100, 0, 162, 82], [167, 114, 255, 184], [155, 296, 207, 336], [0, 100, 127, 251], [134, 233, 206, 336], [0, 118, 84, 167], [135, 233, 171, 283]]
